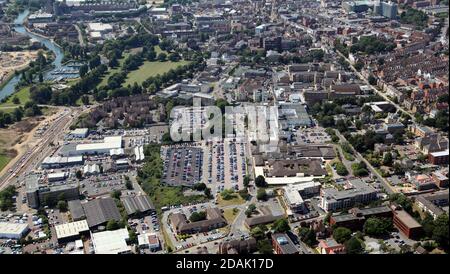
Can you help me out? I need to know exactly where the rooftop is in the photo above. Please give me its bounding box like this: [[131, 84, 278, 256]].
[[91, 228, 130, 254], [54, 220, 89, 240]]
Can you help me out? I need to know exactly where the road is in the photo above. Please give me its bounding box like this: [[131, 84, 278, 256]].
[[334, 130, 396, 195], [74, 24, 85, 47]]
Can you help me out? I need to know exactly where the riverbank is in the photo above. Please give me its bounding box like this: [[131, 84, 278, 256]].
[[0, 9, 65, 100]]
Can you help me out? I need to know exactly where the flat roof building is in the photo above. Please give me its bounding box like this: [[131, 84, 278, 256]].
[[272, 233, 299, 254], [0, 222, 29, 239], [91, 228, 130, 254], [320, 178, 378, 212], [392, 207, 423, 239], [54, 220, 89, 243]]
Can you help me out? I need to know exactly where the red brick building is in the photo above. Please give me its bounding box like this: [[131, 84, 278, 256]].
[[428, 150, 449, 165], [392, 209, 423, 239]]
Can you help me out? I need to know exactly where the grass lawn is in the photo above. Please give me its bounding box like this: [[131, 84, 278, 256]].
[[223, 208, 240, 224], [0, 154, 11, 172], [0, 87, 30, 109], [124, 60, 190, 86], [217, 194, 246, 207], [99, 46, 190, 87], [141, 177, 207, 214]]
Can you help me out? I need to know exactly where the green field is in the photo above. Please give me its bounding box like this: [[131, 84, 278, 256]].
[[0, 154, 11, 172], [99, 46, 190, 87], [0, 87, 30, 109], [124, 60, 190, 86]]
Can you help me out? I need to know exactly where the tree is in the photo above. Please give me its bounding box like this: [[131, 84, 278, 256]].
[[12, 96, 20, 104], [273, 218, 290, 233], [255, 175, 268, 188], [363, 217, 392, 237], [257, 239, 273, 254], [251, 225, 268, 239], [79, 64, 88, 77], [125, 180, 133, 190], [193, 183, 207, 191], [383, 152, 393, 166], [81, 95, 89, 105], [189, 211, 207, 222], [158, 52, 167, 62], [333, 227, 352, 244], [345, 237, 363, 254], [245, 203, 257, 217], [238, 188, 250, 200], [56, 200, 68, 212], [75, 170, 83, 180], [220, 189, 235, 200], [111, 190, 122, 199], [368, 75, 377, 85], [243, 175, 250, 187], [88, 55, 101, 70], [432, 214, 449, 251], [204, 187, 212, 198], [299, 228, 318, 247], [335, 162, 349, 176], [106, 219, 119, 231], [256, 188, 268, 201]]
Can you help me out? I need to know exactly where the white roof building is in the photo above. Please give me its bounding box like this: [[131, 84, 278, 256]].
[[0, 222, 29, 239], [91, 228, 130, 254], [83, 164, 100, 175], [70, 128, 89, 138], [138, 233, 160, 249], [75, 136, 122, 155], [134, 146, 145, 162], [54, 220, 89, 242]]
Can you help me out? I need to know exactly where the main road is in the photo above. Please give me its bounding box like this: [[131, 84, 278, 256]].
[[334, 130, 396, 195]]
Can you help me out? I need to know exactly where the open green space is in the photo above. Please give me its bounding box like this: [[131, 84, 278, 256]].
[[217, 193, 246, 207], [124, 60, 190, 86], [99, 46, 190, 87], [0, 87, 30, 109], [0, 154, 11, 172]]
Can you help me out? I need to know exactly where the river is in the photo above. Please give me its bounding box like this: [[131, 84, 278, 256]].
[[0, 9, 73, 101]]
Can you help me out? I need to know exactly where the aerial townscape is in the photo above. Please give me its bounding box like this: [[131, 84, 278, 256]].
[[0, 0, 448, 256]]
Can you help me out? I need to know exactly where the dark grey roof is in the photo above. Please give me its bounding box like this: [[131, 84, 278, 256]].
[[68, 200, 86, 221], [120, 195, 155, 215], [82, 198, 121, 228]]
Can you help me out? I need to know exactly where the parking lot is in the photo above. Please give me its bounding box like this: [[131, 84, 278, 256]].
[[79, 174, 126, 197], [162, 145, 203, 187], [203, 138, 248, 195], [295, 127, 331, 144]]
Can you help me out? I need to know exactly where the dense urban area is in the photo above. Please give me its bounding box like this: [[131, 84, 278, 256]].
[[0, 0, 448, 255]]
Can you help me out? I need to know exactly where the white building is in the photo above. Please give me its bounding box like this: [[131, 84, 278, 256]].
[[75, 136, 123, 155], [138, 233, 160, 250], [282, 182, 322, 214], [54, 220, 89, 243], [91, 228, 131, 254], [0, 222, 29, 239], [83, 164, 100, 176], [69, 128, 89, 139]]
